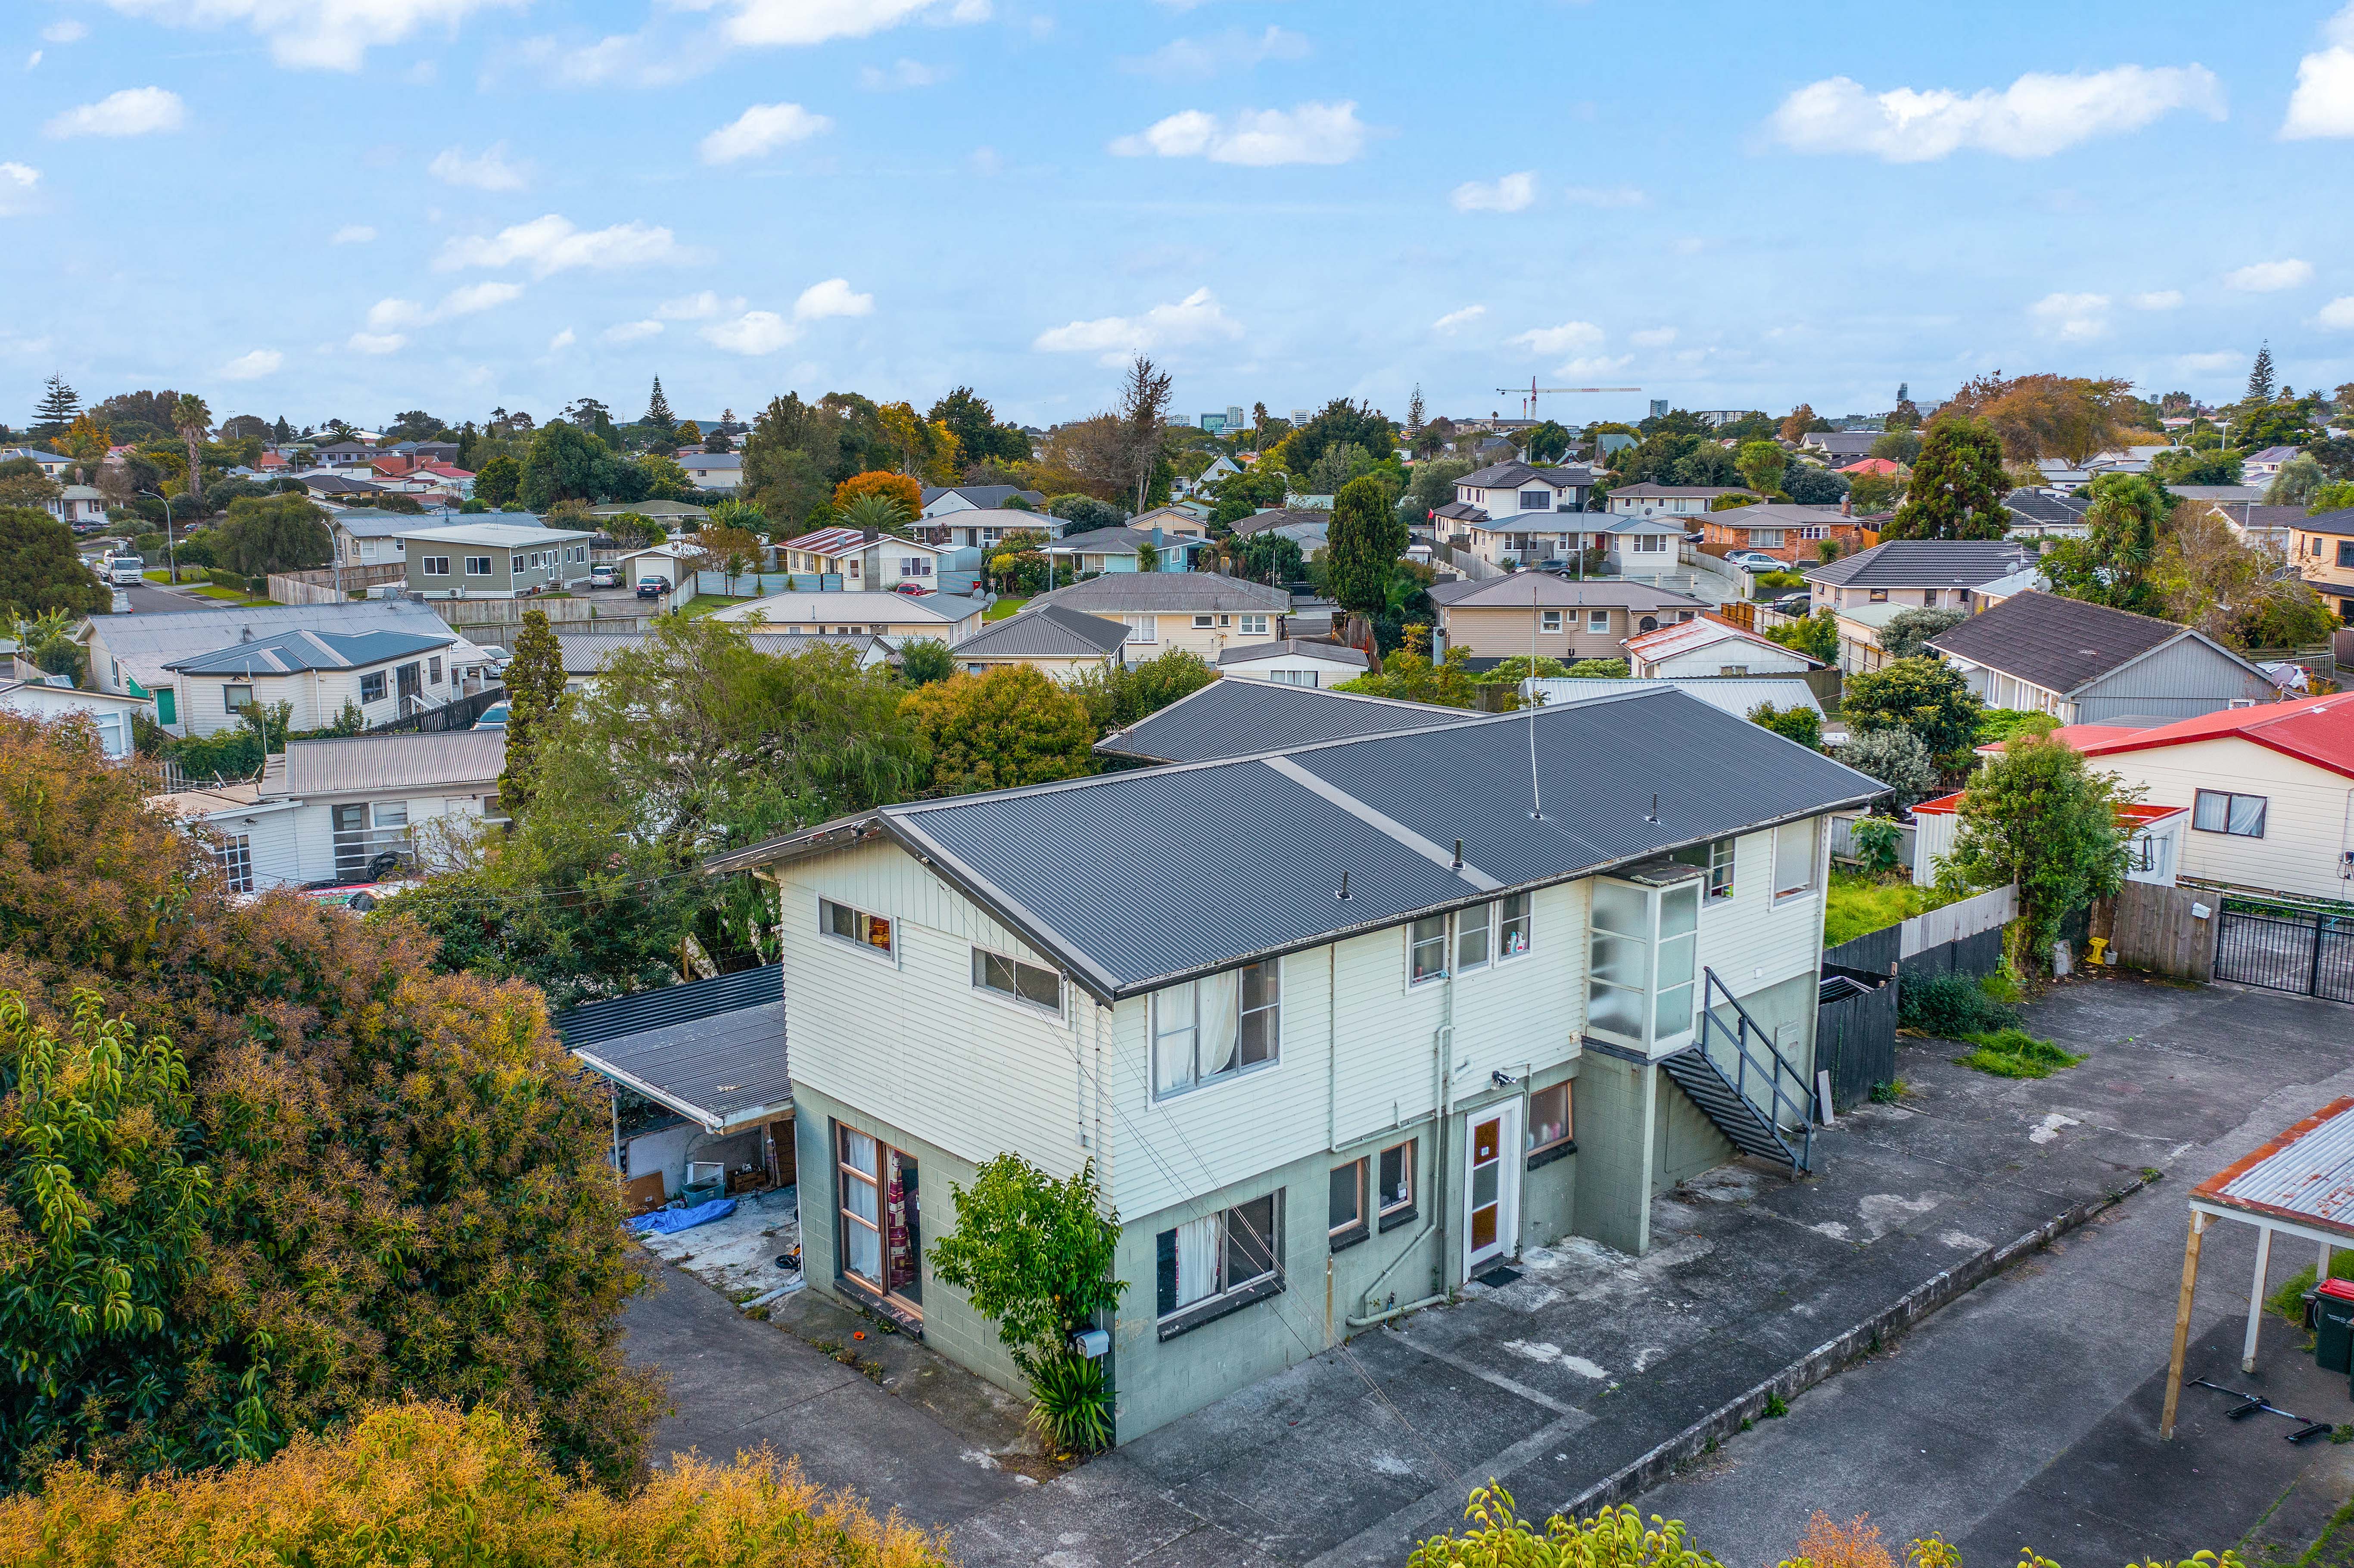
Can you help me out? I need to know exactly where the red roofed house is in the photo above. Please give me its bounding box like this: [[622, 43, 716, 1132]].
[[1971, 694, 2354, 901]]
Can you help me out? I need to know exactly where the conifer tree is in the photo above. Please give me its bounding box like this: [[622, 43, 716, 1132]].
[[2248, 342, 2276, 403], [643, 377, 675, 434], [31, 373, 79, 437]]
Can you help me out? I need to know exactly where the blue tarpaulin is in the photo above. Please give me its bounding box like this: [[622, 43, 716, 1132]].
[[627, 1198, 738, 1235]]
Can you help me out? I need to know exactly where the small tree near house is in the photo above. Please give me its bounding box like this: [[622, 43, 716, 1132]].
[[928, 1154, 1125, 1453], [1939, 734, 2136, 971]]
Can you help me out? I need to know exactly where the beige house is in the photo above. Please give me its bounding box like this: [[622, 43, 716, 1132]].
[[1428, 575, 1707, 665], [945, 604, 1130, 681], [1027, 573, 1293, 663], [711, 591, 985, 642]]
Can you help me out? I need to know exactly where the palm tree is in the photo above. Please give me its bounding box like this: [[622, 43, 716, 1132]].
[[173, 392, 213, 503], [834, 492, 913, 537]]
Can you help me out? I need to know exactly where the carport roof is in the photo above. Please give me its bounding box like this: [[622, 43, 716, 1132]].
[[2195, 1097, 2354, 1239]]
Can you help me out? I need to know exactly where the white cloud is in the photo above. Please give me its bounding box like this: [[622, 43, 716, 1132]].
[[859, 57, 949, 89], [367, 281, 525, 332], [94, 0, 522, 71], [546, 327, 576, 352], [1120, 25, 1308, 79], [1555, 355, 1632, 377], [657, 289, 744, 320], [43, 20, 89, 43], [602, 319, 664, 343], [1511, 320, 1605, 356], [680, 0, 989, 50], [429, 142, 531, 191], [2130, 289, 2183, 310], [1562, 184, 1647, 207], [2176, 350, 2238, 373], [698, 102, 833, 164], [2284, 4, 2354, 138], [219, 348, 281, 380], [2318, 296, 2354, 330], [794, 277, 874, 320], [0, 163, 38, 216], [26, 51, 42, 69], [1431, 305, 1486, 333], [43, 86, 185, 138], [970, 145, 1002, 176], [2030, 291, 2110, 340], [1110, 101, 1367, 165], [1766, 65, 2224, 161], [1033, 286, 1245, 366], [330, 223, 376, 244], [347, 332, 406, 355], [1630, 327, 1677, 347], [532, 30, 702, 88], [2225, 258, 2313, 292], [701, 309, 799, 355], [437, 214, 684, 277], [1451, 171, 1536, 213]]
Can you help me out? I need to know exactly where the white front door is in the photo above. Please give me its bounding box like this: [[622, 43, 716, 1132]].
[[1464, 1101, 1523, 1276]]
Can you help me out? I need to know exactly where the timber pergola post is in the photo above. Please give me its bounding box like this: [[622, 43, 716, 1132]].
[[2163, 1097, 2354, 1442]]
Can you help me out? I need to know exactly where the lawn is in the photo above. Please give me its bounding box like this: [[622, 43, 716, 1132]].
[[985, 596, 1029, 621], [676, 594, 757, 620], [185, 585, 274, 605], [1823, 871, 1957, 947]]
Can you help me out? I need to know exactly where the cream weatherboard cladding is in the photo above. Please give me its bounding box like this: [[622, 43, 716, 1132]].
[[2081, 735, 2354, 901]]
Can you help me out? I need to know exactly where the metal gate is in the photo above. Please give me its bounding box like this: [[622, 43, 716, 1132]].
[[2213, 899, 2354, 1002]]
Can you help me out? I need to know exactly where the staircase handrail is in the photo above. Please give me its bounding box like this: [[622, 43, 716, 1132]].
[[1698, 966, 1815, 1170]]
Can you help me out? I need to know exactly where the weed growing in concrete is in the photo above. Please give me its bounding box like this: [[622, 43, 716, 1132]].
[[1955, 1028, 2084, 1079], [1869, 1081, 1907, 1105], [2265, 1253, 2354, 1325], [1764, 1392, 1789, 1419]]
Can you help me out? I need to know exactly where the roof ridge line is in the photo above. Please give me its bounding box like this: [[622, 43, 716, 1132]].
[[1260, 756, 1503, 892]]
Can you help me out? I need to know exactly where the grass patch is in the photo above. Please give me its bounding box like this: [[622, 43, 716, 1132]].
[[186, 584, 273, 605], [2267, 1251, 2354, 1326], [985, 596, 1030, 621], [1825, 872, 1956, 947], [1954, 1027, 2084, 1079], [1900, 970, 2020, 1037], [675, 594, 756, 620]]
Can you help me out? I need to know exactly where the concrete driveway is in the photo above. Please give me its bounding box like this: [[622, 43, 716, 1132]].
[[627, 975, 2354, 1568]]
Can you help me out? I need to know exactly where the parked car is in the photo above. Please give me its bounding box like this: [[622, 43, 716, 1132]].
[[1724, 550, 1783, 572], [590, 564, 617, 588], [473, 702, 509, 731], [1769, 591, 1812, 615], [635, 576, 669, 600]]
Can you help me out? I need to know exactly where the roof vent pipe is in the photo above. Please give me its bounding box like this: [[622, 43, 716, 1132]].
[[1452, 837, 1464, 871], [1646, 792, 1660, 824], [1336, 870, 1351, 902]]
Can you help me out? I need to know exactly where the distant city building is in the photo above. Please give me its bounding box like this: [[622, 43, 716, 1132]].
[[1200, 413, 1227, 434], [1226, 405, 1245, 430], [1649, 399, 1669, 419], [1290, 407, 1310, 424]]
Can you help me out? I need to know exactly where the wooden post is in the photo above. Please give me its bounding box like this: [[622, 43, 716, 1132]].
[[2161, 1210, 2210, 1440], [2243, 1225, 2273, 1373]]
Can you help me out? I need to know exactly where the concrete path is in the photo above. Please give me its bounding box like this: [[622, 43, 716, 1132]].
[[1635, 978, 2354, 1566]]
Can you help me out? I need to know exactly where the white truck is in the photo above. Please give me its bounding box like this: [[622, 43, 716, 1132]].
[[103, 556, 146, 586]]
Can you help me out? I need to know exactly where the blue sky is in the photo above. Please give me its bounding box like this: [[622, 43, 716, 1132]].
[[7, 0, 2354, 435]]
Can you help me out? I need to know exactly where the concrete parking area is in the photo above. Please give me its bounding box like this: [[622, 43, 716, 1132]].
[[628, 974, 2354, 1568]]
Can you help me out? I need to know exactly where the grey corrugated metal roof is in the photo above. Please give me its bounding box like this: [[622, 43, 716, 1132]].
[[166, 627, 452, 675], [951, 603, 1129, 659], [1094, 678, 1468, 763], [557, 964, 782, 1046], [1217, 639, 1370, 668], [2196, 1098, 2354, 1238], [1525, 676, 1823, 717], [279, 731, 505, 796], [1428, 576, 1707, 609], [93, 603, 456, 686], [571, 1001, 789, 1131], [1032, 572, 1290, 614], [1805, 539, 2038, 588], [729, 688, 1881, 1000]]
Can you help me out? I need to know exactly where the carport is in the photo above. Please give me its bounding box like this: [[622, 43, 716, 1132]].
[[2161, 1096, 2354, 1439]]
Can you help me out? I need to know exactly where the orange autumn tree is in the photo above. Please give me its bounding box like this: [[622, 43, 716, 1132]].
[[833, 470, 923, 517]]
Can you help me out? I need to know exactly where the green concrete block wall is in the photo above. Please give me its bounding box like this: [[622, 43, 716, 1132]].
[[1571, 1054, 1654, 1255]]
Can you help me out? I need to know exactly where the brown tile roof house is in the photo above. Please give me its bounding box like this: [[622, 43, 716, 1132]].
[[1925, 591, 2276, 725]]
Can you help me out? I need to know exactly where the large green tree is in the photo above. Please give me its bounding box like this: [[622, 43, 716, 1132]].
[[1282, 398, 1394, 475], [30, 374, 81, 439], [1325, 474, 1398, 615], [1067, 650, 1214, 736], [1943, 734, 2133, 968], [499, 609, 566, 814], [0, 716, 662, 1487], [1840, 654, 1985, 761], [900, 665, 1093, 793], [0, 507, 105, 617], [2041, 472, 2168, 613], [1884, 415, 2011, 540], [473, 454, 522, 507], [212, 493, 331, 578], [1734, 440, 1787, 497], [171, 393, 212, 503], [518, 423, 610, 511], [928, 385, 1028, 467]]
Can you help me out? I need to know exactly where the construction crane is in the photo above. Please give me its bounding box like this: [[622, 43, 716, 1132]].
[[1496, 378, 1642, 420]]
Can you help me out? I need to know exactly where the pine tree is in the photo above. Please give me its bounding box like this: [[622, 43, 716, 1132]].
[[271, 415, 292, 443], [31, 374, 79, 437], [2248, 343, 2276, 403], [1407, 383, 1425, 433], [643, 377, 674, 433], [498, 609, 567, 815]]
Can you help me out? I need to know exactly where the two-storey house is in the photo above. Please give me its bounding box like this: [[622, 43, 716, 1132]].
[[2291, 505, 2354, 620], [1027, 574, 1294, 663], [1803, 539, 2044, 673], [1429, 575, 1707, 666], [710, 688, 1879, 1441]]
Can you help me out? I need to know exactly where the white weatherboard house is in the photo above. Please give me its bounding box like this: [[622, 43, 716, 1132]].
[[160, 625, 462, 738], [711, 689, 1880, 1441], [85, 602, 463, 734], [154, 731, 508, 892], [0, 679, 149, 759]]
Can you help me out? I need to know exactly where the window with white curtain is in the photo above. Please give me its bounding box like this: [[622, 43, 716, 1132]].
[[1155, 1192, 1280, 1322], [1774, 818, 1818, 899], [2192, 789, 2267, 838], [1151, 960, 1278, 1097]]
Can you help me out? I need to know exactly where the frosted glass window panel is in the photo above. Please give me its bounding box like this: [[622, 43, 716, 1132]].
[[1660, 883, 1699, 938], [1657, 932, 1696, 991], [1588, 981, 1646, 1039], [1153, 985, 1198, 1095], [1591, 880, 1649, 937], [1654, 983, 1694, 1038], [1774, 819, 1817, 896], [1457, 903, 1492, 971], [1590, 931, 1648, 989]]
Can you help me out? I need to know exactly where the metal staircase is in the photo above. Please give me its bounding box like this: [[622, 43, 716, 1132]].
[[1657, 968, 1816, 1173]]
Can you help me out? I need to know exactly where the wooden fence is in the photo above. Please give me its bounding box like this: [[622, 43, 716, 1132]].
[[2093, 881, 2215, 984], [268, 561, 406, 605]]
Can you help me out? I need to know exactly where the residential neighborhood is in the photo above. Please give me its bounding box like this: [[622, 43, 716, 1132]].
[[9, 6, 2354, 1565]]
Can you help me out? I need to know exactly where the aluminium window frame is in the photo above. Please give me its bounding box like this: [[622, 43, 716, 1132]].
[[818, 895, 897, 962]]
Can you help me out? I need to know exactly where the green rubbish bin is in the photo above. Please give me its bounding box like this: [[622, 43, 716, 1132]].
[[2314, 1279, 2354, 1374]]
